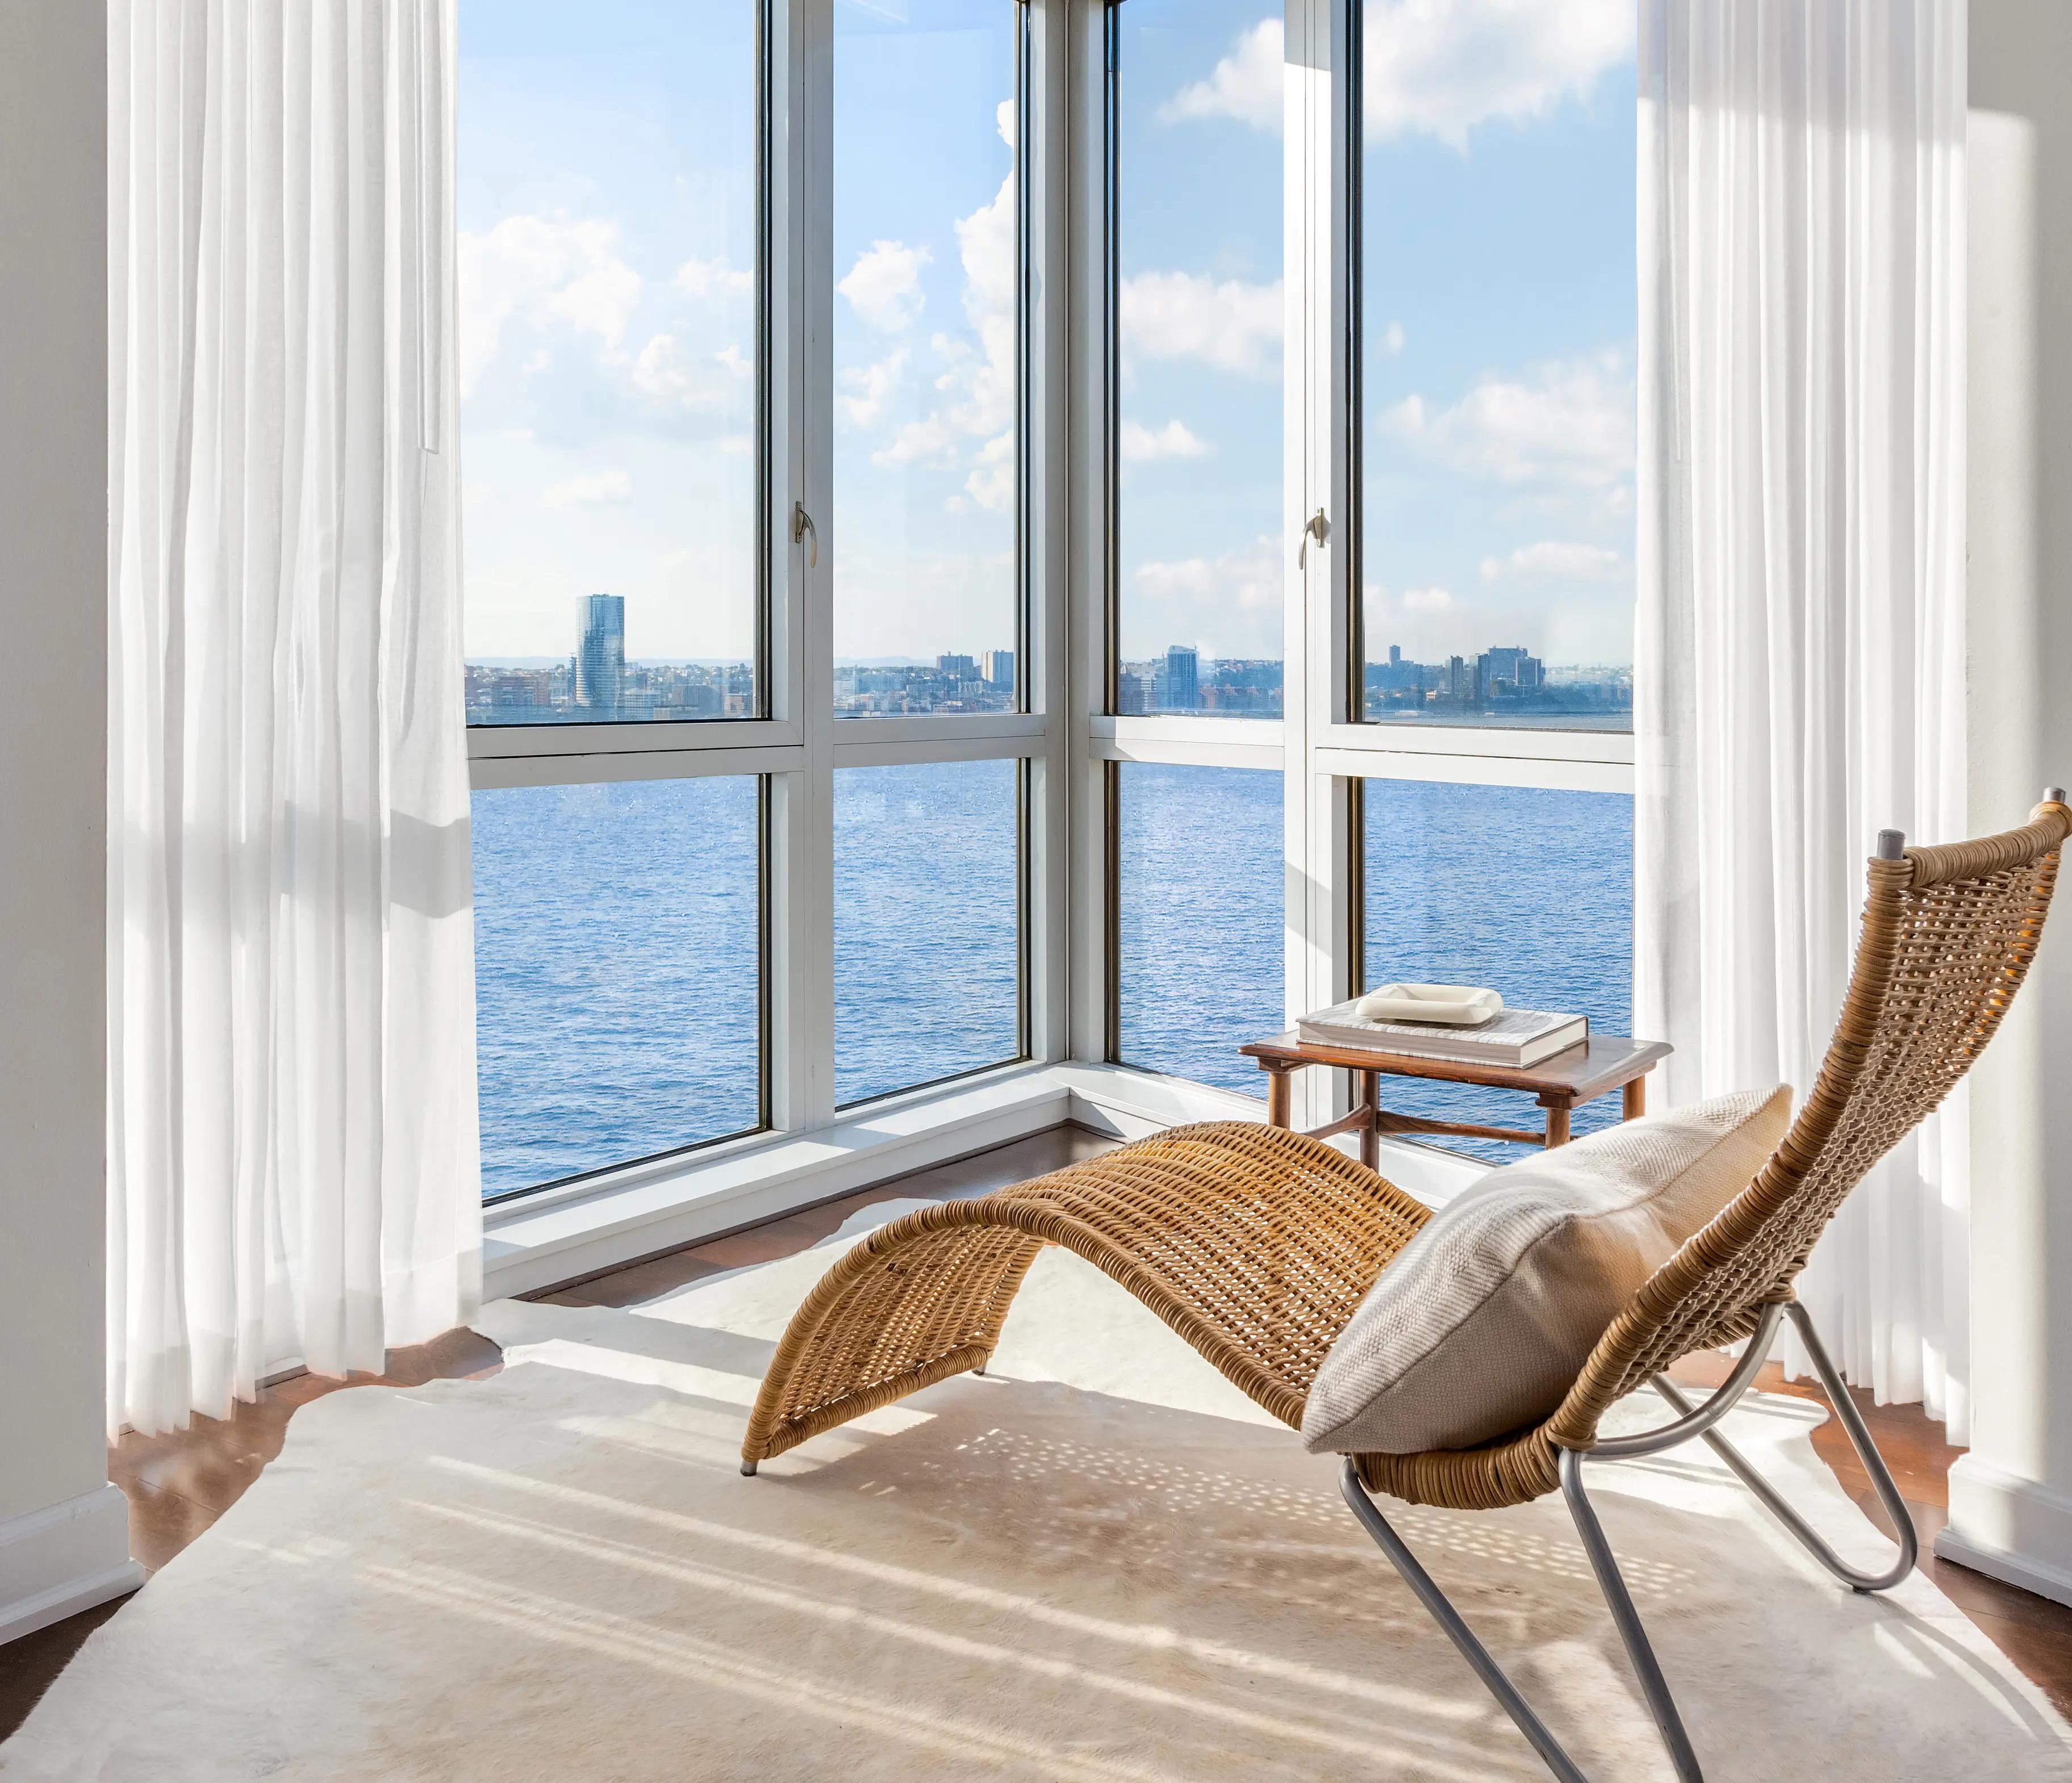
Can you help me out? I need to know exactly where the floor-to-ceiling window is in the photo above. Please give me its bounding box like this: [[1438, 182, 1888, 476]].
[[1106, 1, 1639, 1141], [1106, 3, 1290, 1089], [460, 0, 1033, 1204], [1348, 0, 1639, 1120], [459, 1, 773, 1202], [457, 1, 1640, 1243]]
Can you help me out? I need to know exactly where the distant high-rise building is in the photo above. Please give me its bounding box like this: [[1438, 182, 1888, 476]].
[[574, 593, 626, 712], [1389, 644, 1402, 669], [1477, 645, 1544, 695], [937, 653, 979, 681], [980, 649, 1016, 692], [1164, 644, 1200, 711], [1117, 671, 1151, 715]]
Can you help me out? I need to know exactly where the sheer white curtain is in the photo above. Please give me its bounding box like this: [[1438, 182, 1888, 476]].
[[108, 0, 479, 1437], [1636, 0, 1969, 1436]]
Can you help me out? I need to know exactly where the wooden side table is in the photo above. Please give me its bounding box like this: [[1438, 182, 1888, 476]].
[[1238, 1031, 1673, 1169]]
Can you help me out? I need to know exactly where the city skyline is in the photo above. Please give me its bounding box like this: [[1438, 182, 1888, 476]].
[[465, 592, 1630, 725]]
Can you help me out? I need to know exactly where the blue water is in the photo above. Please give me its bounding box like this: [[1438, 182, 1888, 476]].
[[471, 761, 1024, 1198], [471, 778, 763, 1199], [833, 761, 1022, 1107], [1364, 779, 1634, 1158], [1117, 763, 1288, 1092], [473, 763, 1633, 1199]]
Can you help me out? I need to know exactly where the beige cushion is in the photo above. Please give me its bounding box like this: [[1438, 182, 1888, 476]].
[[1300, 1085, 1793, 1457]]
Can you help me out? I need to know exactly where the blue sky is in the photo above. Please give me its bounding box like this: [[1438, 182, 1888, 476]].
[[457, 0, 1636, 670]]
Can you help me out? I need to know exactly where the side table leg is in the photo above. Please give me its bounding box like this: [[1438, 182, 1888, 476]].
[[1265, 1065, 1294, 1129], [1361, 1069, 1380, 1170], [1544, 1104, 1573, 1148], [1623, 1076, 1648, 1121]]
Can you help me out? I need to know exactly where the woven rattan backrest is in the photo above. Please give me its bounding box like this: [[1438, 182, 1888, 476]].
[[1545, 800, 2071, 1450]]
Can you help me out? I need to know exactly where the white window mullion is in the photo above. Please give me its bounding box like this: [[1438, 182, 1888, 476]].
[[1066, 0, 1116, 1069], [769, 0, 836, 1136], [1283, 0, 1349, 1130], [1024, 0, 1074, 1066], [1307, 0, 1359, 1029]]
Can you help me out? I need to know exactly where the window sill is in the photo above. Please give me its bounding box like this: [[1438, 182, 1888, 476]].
[[481, 1058, 1485, 1300]]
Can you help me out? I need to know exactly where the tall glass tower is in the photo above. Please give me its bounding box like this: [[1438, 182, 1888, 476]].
[[1164, 644, 1199, 711], [574, 593, 625, 713]]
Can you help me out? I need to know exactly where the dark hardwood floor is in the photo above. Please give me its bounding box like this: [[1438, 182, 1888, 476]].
[[6, 1122, 2071, 1741]]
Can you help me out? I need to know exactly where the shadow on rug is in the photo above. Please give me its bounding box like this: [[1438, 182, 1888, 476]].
[[5, 1203, 2069, 1781]]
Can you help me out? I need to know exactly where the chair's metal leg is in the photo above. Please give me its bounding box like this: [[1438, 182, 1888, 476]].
[[1339, 1301, 1916, 1781], [1557, 1448, 1706, 1783], [1339, 1460, 1590, 1783], [1648, 1301, 1918, 1593]]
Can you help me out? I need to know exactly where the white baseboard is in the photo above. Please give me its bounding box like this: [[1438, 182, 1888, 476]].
[[1937, 1455, 2072, 1608], [0, 1484, 144, 1647]]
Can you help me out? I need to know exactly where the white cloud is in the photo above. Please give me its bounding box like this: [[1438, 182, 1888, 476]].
[[1480, 540, 1625, 583], [1154, 6, 1630, 149], [966, 432, 1015, 513], [839, 349, 908, 430], [1382, 321, 1407, 355], [542, 470, 632, 510], [1121, 271, 1283, 378], [626, 334, 751, 418], [872, 137, 1017, 471], [839, 240, 932, 332], [1158, 19, 1283, 132], [1365, 0, 1633, 149], [1403, 585, 1456, 614], [1121, 419, 1214, 463], [1379, 351, 1634, 487], [549, 258, 641, 348], [1129, 535, 1283, 659], [459, 215, 644, 396], [674, 256, 753, 300]]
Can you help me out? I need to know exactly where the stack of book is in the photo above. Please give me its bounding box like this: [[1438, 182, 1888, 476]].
[[1298, 999, 1589, 1069]]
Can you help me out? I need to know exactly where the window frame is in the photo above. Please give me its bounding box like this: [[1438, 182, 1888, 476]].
[[1095, 0, 1636, 1132], [475, 773, 775, 1208], [466, 0, 1050, 1206], [471, 0, 1636, 1289]]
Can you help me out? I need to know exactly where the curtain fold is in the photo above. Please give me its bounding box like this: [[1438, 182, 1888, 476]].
[[108, 0, 479, 1438], [1636, 0, 1969, 1437]]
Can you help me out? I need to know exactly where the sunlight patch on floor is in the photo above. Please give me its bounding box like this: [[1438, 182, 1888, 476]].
[[425, 1455, 1486, 1719], [400, 1496, 1495, 1772]]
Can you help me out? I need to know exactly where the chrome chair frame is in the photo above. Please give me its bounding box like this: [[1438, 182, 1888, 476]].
[[1340, 1301, 1918, 1783]]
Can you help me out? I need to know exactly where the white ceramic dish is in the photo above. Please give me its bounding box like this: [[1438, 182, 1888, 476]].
[[1354, 982, 1505, 1027]]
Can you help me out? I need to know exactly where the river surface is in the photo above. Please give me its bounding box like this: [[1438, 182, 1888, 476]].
[[473, 761, 1633, 1198]]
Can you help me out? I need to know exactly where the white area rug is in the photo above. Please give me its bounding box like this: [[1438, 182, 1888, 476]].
[[7, 1203, 2070, 1781]]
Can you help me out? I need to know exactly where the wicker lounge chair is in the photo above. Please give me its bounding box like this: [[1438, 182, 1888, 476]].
[[742, 796, 2070, 1783]]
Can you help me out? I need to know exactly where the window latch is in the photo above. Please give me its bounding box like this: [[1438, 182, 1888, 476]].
[[792, 501, 819, 569], [1298, 507, 1330, 568]]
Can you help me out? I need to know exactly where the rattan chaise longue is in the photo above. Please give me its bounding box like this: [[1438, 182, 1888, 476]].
[[742, 796, 2071, 1783]]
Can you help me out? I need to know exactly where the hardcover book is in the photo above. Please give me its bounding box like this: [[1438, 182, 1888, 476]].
[[1297, 1001, 1589, 1069]]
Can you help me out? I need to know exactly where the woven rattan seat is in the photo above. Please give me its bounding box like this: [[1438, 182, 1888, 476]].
[[746, 801, 2067, 1494], [742, 800, 2069, 1783]]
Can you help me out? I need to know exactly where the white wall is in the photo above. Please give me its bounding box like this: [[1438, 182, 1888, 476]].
[[1940, 0, 2072, 1604], [0, 2, 140, 1642]]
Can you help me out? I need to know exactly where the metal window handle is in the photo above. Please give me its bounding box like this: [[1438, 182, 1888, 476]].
[[792, 501, 818, 568], [1298, 507, 1330, 567]]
